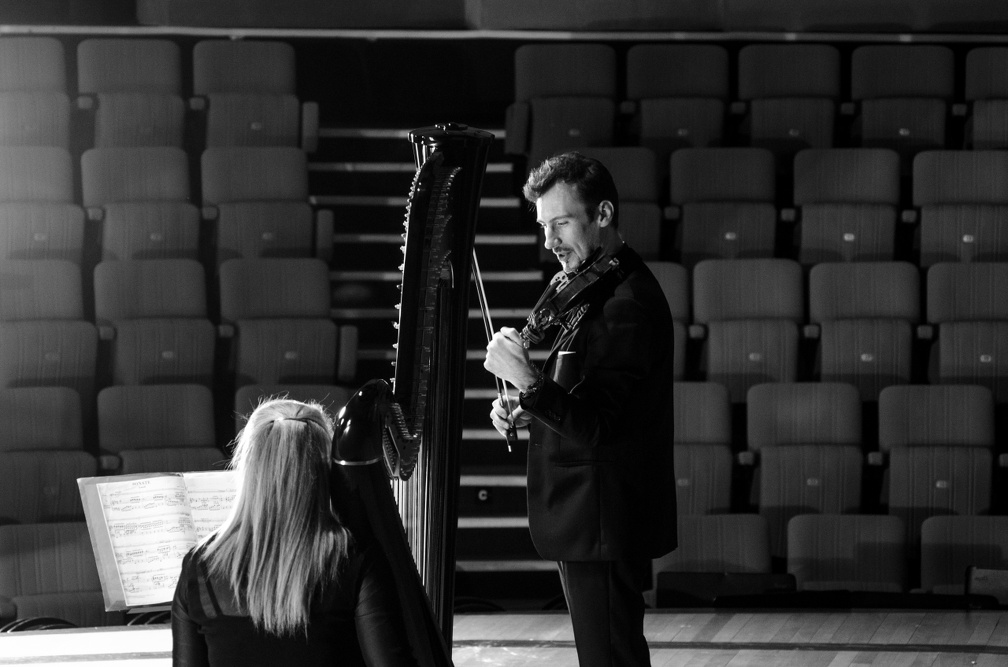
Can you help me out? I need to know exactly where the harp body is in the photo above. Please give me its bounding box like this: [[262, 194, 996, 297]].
[[332, 123, 493, 665]]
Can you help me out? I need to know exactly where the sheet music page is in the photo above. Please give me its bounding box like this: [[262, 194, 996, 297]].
[[183, 470, 239, 540], [96, 475, 197, 607]]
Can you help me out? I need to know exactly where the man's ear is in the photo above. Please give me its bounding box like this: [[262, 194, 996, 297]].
[[597, 200, 614, 228]]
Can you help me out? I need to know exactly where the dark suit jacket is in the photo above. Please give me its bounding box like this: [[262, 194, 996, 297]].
[[520, 244, 677, 561]]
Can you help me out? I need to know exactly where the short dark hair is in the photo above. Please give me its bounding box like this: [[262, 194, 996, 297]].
[[522, 152, 620, 228]]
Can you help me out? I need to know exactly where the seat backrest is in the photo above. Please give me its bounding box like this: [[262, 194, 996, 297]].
[[97, 384, 215, 453], [0, 260, 82, 321], [850, 45, 955, 100], [747, 382, 861, 450], [655, 514, 772, 574], [94, 259, 206, 321], [0, 202, 85, 264], [926, 262, 1008, 323], [0, 37, 65, 92], [913, 150, 1008, 207], [793, 148, 901, 206], [514, 43, 616, 102], [808, 262, 920, 322], [77, 39, 182, 95], [193, 40, 297, 96], [579, 146, 658, 202], [878, 384, 994, 452], [0, 387, 82, 451], [0, 147, 73, 202], [692, 258, 803, 323], [219, 258, 331, 321], [738, 44, 841, 99], [964, 47, 1008, 101], [647, 261, 688, 322], [81, 147, 189, 207], [0, 451, 96, 523], [671, 147, 776, 204], [920, 515, 1008, 593], [788, 514, 906, 592], [201, 147, 308, 205], [0, 523, 101, 597], [626, 44, 729, 101], [673, 381, 731, 446]]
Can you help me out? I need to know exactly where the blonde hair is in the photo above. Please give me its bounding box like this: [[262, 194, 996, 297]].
[[203, 398, 350, 636]]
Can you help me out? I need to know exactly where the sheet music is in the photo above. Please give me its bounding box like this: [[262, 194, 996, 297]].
[[183, 471, 238, 540]]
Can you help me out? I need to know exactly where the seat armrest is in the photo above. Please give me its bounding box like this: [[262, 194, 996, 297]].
[[664, 205, 681, 221], [780, 208, 797, 223], [336, 325, 359, 383], [315, 209, 334, 263], [840, 101, 857, 116], [97, 324, 116, 341], [901, 209, 919, 225], [98, 454, 122, 474], [688, 323, 706, 340], [86, 207, 105, 222], [218, 323, 235, 338], [189, 96, 207, 112], [202, 205, 219, 222], [619, 100, 638, 115], [952, 102, 968, 117], [76, 94, 95, 111], [730, 101, 747, 116], [802, 324, 821, 340], [867, 451, 887, 466], [737, 451, 757, 466], [916, 324, 935, 341]]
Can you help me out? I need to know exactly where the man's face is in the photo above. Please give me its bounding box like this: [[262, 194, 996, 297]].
[[536, 182, 602, 274]]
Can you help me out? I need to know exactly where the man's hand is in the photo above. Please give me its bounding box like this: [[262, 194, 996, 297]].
[[484, 327, 539, 391], [489, 396, 533, 438]]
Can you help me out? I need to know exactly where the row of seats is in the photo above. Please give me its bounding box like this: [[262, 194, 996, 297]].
[[0, 36, 316, 151], [653, 513, 1008, 600], [0, 145, 331, 267], [661, 258, 1008, 403], [506, 43, 1008, 165], [674, 380, 1006, 557]]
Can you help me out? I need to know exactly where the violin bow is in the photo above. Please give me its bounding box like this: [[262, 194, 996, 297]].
[[471, 248, 516, 451]]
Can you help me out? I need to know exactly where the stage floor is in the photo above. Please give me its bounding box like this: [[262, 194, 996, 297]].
[[1, 610, 1006, 666]]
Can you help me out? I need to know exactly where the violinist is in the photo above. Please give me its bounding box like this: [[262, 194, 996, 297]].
[[484, 151, 677, 667]]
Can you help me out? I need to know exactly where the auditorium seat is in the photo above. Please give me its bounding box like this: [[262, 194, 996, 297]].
[[963, 47, 1008, 149], [691, 258, 803, 402], [746, 382, 863, 558], [233, 383, 355, 433], [849, 45, 954, 161], [919, 516, 1008, 595], [218, 258, 357, 387], [913, 150, 1008, 267], [97, 384, 223, 474], [80, 146, 198, 261], [670, 148, 777, 268], [787, 514, 906, 592], [925, 262, 1008, 402], [93, 259, 215, 386], [581, 147, 662, 259], [650, 260, 689, 380], [624, 44, 729, 162], [201, 146, 331, 264], [0, 522, 119, 627], [192, 39, 319, 151], [736, 44, 841, 155], [0, 387, 84, 452], [673, 382, 732, 514], [807, 262, 919, 401], [0, 37, 69, 148], [76, 39, 185, 148], [790, 148, 901, 265], [877, 384, 995, 551], [504, 43, 617, 168]]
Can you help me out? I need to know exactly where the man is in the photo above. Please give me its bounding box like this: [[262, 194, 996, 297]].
[[484, 152, 676, 666]]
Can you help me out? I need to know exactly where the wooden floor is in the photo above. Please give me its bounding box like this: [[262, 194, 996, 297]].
[[0, 609, 1006, 666]]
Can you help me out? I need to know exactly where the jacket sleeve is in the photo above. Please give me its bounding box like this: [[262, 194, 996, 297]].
[[171, 552, 210, 667], [521, 293, 662, 450], [354, 546, 420, 667]]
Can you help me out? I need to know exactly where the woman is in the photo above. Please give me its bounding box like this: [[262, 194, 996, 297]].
[[172, 398, 418, 666]]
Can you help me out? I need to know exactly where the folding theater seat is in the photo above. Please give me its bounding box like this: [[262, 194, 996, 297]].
[[201, 146, 332, 264], [504, 43, 617, 168], [913, 150, 1008, 267], [672, 382, 732, 515], [81, 146, 199, 261], [0, 37, 69, 148], [920, 515, 1008, 594], [807, 262, 919, 401], [877, 384, 995, 551], [925, 262, 1008, 402], [624, 44, 729, 162], [97, 384, 223, 474], [93, 259, 215, 386], [77, 38, 185, 147], [691, 258, 803, 402], [218, 258, 357, 387], [745, 382, 863, 558], [670, 148, 777, 269], [0, 522, 118, 627], [849, 45, 955, 161], [581, 146, 662, 259], [963, 47, 1008, 149], [648, 261, 688, 380], [787, 514, 906, 592], [192, 39, 319, 151], [736, 44, 841, 155], [0, 147, 82, 264], [789, 148, 901, 265]]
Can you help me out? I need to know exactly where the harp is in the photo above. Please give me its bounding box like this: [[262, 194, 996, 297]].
[[331, 123, 494, 666]]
